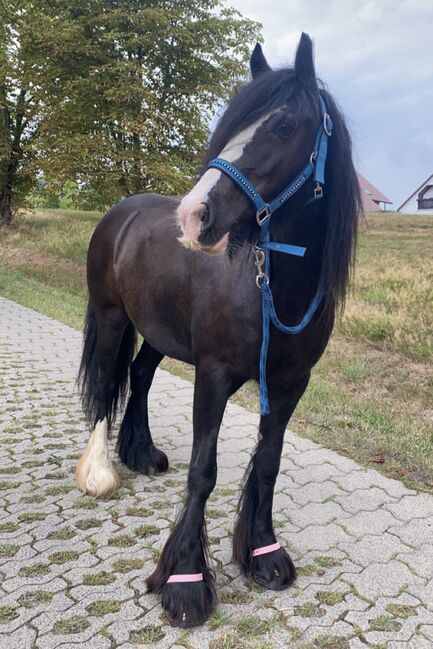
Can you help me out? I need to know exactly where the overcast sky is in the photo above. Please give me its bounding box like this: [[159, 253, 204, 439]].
[[229, 0, 433, 207]]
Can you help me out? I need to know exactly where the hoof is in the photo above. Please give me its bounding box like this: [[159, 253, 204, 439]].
[[122, 444, 169, 476], [76, 421, 120, 498], [250, 547, 296, 591], [147, 572, 217, 627], [76, 462, 120, 498]]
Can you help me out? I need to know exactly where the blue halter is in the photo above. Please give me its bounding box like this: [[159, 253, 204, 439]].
[[208, 96, 333, 415]]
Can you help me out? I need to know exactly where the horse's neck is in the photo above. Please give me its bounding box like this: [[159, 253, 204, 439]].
[[267, 200, 327, 321]]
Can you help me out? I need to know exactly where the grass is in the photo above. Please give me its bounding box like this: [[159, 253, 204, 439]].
[[0, 606, 19, 624], [368, 615, 401, 632], [86, 600, 121, 616], [83, 571, 116, 586], [48, 550, 80, 564], [129, 625, 165, 644], [53, 615, 91, 634], [0, 544, 19, 557], [385, 603, 417, 619], [112, 558, 145, 572], [18, 590, 54, 608], [19, 563, 50, 577], [0, 209, 432, 490], [315, 590, 345, 606]]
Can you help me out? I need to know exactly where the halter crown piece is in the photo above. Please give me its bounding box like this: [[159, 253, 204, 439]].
[[208, 95, 333, 415]]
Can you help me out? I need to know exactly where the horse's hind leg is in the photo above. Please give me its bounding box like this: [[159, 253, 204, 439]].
[[233, 374, 310, 590], [117, 340, 168, 474], [76, 301, 135, 498]]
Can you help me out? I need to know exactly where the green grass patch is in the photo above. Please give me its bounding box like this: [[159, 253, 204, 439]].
[[53, 615, 91, 634], [129, 625, 165, 644], [315, 590, 345, 606], [19, 563, 50, 577], [219, 590, 252, 605], [0, 606, 19, 624], [112, 558, 145, 572], [45, 485, 73, 496], [86, 600, 121, 616], [47, 527, 76, 540], [385, 603, 417, 619], [368, 615, 401, 632], [18, 512, 46, 522], [83, 571, 116, 586], [236, 614, 280, 638], [0, 522, 20, 533], [18, 590, 54, 608], [294, 602, 324, 618], [0, 466, 21, 475], [309, 635, 350, 649], [75, 518, 103, 530], [134, 524, 160, 538], [107, 534, 136, 547], [48, 550, 80, 564], [0, 481, 20, 490], [0, 544, 19, 557]]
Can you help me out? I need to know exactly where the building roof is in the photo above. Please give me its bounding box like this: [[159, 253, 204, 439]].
[[397, 173, 433, 211], [357, 173, 392, 212]]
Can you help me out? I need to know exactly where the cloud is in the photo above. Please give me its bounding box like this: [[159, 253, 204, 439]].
[[229, 0, 433, 205]]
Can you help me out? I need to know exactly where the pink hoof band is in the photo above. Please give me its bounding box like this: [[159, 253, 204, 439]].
[[252, 542, 281, 557], [166, 573, 204, 584]]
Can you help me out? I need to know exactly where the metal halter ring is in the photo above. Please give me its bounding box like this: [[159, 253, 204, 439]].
[[323, 112, 332, 137], [256, 204, 271, 226]]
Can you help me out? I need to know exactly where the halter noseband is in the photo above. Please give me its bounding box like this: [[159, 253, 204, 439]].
[[207, 96, 333, 416]]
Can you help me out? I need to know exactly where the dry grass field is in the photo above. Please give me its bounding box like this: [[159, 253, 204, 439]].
[[1, 209, 432, 490]]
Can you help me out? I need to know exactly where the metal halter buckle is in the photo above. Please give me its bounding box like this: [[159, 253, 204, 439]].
[[256, 204, 271, 226], [323, 113, 332, 137], [314, 183, 323, 199]]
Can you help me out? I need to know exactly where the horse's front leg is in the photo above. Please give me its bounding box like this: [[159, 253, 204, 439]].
[[147, 360, 236, 627], [233, 373, 310, 590]]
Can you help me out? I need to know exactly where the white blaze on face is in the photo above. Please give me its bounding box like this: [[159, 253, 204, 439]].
[[177, 111, 273, 251]]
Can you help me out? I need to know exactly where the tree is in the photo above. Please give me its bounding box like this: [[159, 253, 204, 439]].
[[0, 1, 42, 224], [0, 1, 261, 222]]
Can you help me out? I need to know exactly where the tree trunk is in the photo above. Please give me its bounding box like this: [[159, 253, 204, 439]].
[[0, 185, 13, 225]]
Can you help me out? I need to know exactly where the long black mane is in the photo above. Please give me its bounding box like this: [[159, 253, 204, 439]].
[[201, 69, 361, 310]]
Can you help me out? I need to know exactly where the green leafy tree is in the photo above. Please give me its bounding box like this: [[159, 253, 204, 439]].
[[39, 0, 261, 206], [0, 0, 261, 222], [0, 1, 45, 224]]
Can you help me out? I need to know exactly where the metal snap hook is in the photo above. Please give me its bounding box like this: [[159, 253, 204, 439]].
[[323, 113, 332, 136]]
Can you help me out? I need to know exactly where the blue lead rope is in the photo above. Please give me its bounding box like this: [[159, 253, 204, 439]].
[[208, 95, 333, 415]]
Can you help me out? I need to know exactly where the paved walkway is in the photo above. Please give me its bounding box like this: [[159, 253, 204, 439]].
[[0, 296, 432, 649]]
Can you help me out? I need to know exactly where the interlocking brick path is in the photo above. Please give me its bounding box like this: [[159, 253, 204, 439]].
[[0, 296, 432, 649]]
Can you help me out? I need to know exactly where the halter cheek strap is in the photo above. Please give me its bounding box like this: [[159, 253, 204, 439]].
[[207, 95, 333, 416]]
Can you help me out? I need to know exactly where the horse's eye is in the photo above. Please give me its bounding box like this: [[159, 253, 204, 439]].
[[273, 118, 296, 139]]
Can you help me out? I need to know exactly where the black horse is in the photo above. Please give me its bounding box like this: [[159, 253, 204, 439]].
[[76, 33, 360, 627]]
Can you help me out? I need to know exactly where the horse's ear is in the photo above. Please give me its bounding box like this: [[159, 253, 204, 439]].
[[294, 32, 316, 86], [250, 43, 271, 79]]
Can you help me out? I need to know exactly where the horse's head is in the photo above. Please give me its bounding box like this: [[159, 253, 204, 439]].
[[177, 33, 322, 255]]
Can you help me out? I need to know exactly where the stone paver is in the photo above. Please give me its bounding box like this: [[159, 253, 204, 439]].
[[1, 295, 433, 648]]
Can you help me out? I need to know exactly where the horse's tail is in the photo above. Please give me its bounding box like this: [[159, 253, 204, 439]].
[[77, 298, 136, 430]]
